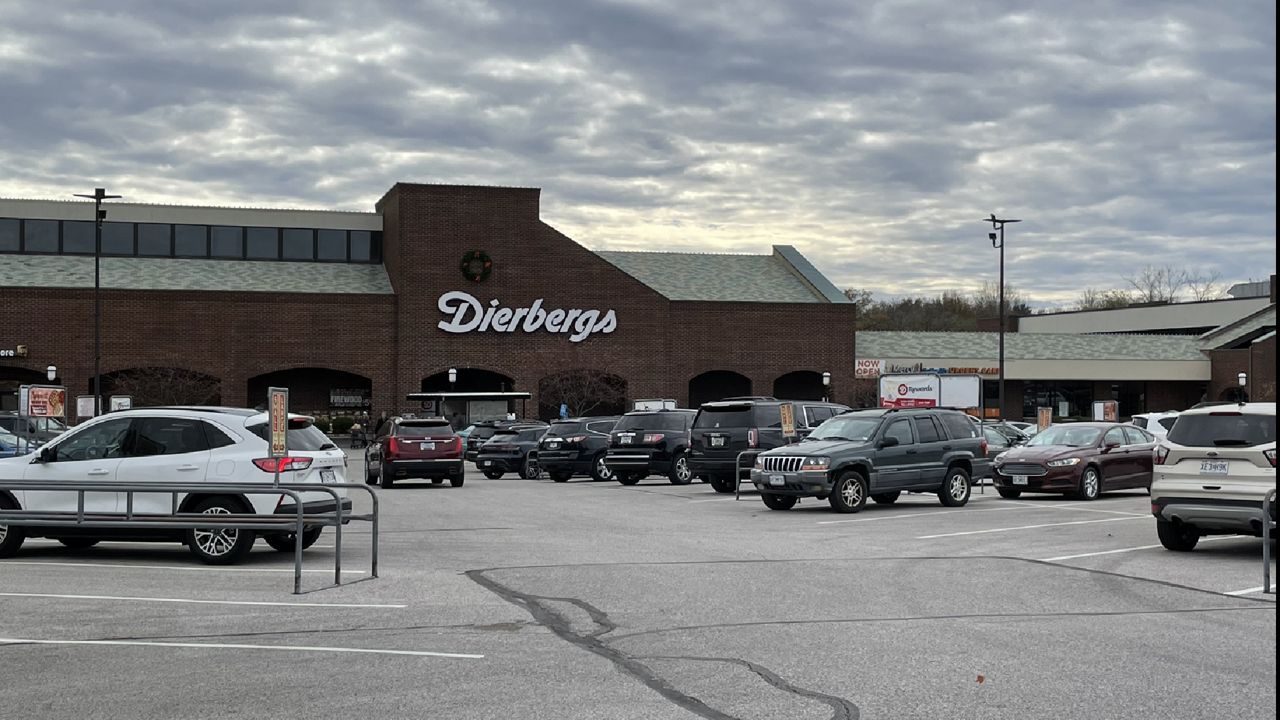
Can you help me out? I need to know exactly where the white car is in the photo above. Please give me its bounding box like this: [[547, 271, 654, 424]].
[[1131, 411, 1180, 440], [1150, 402, 1276, 551], [0, 407, 349, 564]]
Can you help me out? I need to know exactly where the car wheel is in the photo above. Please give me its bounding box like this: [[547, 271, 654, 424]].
[[829, 471, 868, 513], [996, 488, 1022, 499], [56, 538, 100, 550], [379, 462, 394, 489], [364, 455, 378, 485], [871, 492, 900, 505], [590, 454, 613, 482], [185, 497, 255, 565], [0, 496, 25, 558], [1075, 466, 1101, 501], [483, 469, 504, 480], [263, 527, 323, 553], [938, 466, 972, 507], [1156, 519, 1199, 551], [668, 451, 693, 485], [761, 493, 798, 511], [450, 475, 465, 488], [708, 475, 736, 494], [550, 470, 573, 483], [521, 457, 541, 480], [617, 473, 641, 486]]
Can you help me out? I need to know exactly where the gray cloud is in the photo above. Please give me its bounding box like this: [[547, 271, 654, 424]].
[[0, 0, 1273, 305]]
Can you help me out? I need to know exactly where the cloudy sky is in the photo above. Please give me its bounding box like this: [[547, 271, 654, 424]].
[[1, 0, 1274, 306]]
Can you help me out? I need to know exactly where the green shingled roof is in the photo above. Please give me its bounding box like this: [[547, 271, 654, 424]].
[[858, 331, 1208, 361], [0, 255, 393, 294], [1198, 304, 1276, 349], [596, 249, 824, 303]]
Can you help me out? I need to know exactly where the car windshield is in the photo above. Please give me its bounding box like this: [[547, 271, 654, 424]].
[[246, 418, 335, 451], [1166, 413, 1275, 447], [1028, 426, 1102, 447], [808, 416, 881, 442], [546, 421, 586, 437], [617, 413, 689, 432]]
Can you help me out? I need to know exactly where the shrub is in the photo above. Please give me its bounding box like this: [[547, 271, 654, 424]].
[[312, 416, 331, 433], [331, 415, 355, 435]]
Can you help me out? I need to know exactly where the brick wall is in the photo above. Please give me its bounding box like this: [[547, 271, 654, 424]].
[[1250, 334, 1276, 401]]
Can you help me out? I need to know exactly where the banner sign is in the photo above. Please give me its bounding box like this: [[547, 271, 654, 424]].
[[437, 291, 618, 343], [330, 388, 371, 408], [1037, 406, 1053, 431], [854, 359, 883, 379], [23, 385, 67, 418], [879, 374, 940, 408], [269, 387, 289, 458], [882, 362, 1000, 377], [780, 404, 796, 438]]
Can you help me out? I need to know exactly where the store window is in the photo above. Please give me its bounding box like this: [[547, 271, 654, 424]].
[[211, 226, 243, 258], [1022, 381, 1093, 420], [282, 228, 314, 260], [246, 227, 278, 259], [137, 223, 172, 257], [175, 225, 208, 257], [24, 219, 58, 253], [63, 221, 95, 254], [101, 222, 134, 255], [349, 230, 371, 261], [317, 229, 346, 261]]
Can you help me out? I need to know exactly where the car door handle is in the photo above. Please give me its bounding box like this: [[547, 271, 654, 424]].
[[87, 469, 111, 476], [1202, 485, 1221, 491], [905, 449, 918, 455], [177, 465, 200, 472], [942, 445, 952, 451]]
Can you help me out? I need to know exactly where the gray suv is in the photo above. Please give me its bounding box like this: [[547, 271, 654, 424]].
[[750, 407, 991, 512]]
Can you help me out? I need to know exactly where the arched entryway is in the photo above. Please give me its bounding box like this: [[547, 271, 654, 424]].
[[246, 367, 370, 415], [773, 370, 826, 401], [537, 369, 627, 420], [688, 370, 752, 408], [1, 366, 47, 412], [421, 368, 515, 393], [100, 367, 222, 408]]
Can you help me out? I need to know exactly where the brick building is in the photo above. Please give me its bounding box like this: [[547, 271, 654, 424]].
[[1, 183, 856, 421]]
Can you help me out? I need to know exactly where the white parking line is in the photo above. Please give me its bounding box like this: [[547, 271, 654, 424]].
[[0, 560, 364, 575], [1039, 535, 1244, 562], [0, 637, 483, 659], [688, 498, 736, 504], [917, 516, 1146, 539], [0, 591, 404, 609], [1223, 586, 1273, 596]]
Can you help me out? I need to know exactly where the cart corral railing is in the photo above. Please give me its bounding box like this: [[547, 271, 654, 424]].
[[0, 481, 378, 594], [1264, 488, 1275, 595]]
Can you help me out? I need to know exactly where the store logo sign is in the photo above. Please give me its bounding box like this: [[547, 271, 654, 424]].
[[437, 291, 617, 343]]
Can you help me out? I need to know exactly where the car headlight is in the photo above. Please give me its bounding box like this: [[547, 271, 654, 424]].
[[994, 451, 1008, 464], [801, 457, 830, 471], [754, 457, 764, 468], [1046, 457, 1082, 467]]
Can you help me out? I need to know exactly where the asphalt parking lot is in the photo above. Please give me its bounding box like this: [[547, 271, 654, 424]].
[[2, 451, 1275, 720]]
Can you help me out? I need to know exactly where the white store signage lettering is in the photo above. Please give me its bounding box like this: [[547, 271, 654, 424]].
[[437, 291, 617, 343]]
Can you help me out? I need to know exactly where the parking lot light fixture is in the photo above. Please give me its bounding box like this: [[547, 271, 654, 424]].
[[822, 371, 831, 402], [46, 365, 57, 382], [983, 214, 1021, 420], [73, 187, 122, 417]]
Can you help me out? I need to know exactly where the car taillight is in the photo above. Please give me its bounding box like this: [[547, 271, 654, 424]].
[[1154, 445, 1170, 465], [748, 428, 759, 448], [979, 438, 988, 455], [453, 436, 463, 453], [387, 437, 400, 456], [643, 433, 665, 443], [567, 435, 588, 443], [1266, 449, 1276, 468], [252, 456, 313, 473]]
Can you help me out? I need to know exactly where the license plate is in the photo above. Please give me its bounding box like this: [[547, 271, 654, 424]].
[[1199, 460, 1229, 475], [420, 442, 435, 451], [711, 436, 725, 447], [320, 469, 335, 484], [481, 460, 491, 467], [1012, 475, 1028, 485], [620, 436, 632, 445], [769, 474, 785, 486], [547, 442, 560, 449]]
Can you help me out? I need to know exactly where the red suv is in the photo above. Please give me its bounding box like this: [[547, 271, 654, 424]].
[[364, 417, 465, 489]]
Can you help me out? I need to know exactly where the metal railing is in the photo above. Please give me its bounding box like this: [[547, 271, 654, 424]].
[[1264, 489, 1275, 595], [734, 451, 754, 500], [0, 480, 378, 594]]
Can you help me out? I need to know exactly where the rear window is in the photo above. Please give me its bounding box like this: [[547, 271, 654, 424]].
[[1166, 413, 1276, 447], [546, 421, 586, 437], [938, 413, 978, 440], [1157, 417, 1177, 431], [617, 413, 690, 432], [1132, 417, 1148, 429], [694, 404, 782, 429], [517, 428, 547, 441], [246, 419, 333, 451], [586, 419, 617, 434], [394, 421, 453, 436], [471, 426, 500, 440]]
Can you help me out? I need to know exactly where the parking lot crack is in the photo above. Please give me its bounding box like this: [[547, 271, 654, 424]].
[[639, 655, 859, 720]]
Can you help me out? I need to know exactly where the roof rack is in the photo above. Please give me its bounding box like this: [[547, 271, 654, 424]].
[[719, 396, 778, 402]]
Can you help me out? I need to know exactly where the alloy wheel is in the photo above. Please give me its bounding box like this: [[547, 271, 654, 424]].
[[675, 456, 692, 482], [841, 477, 863, 507], [1083, 469, 1099, 499], [192, 507, 238, 558], [948, 473, 968, 501], [596, 456, 613, 481]]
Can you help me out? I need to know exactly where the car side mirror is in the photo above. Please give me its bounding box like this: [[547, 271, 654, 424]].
[[1103, 442, 1120, 452], [36, 445, 54, 463], [878, 436, 899, 449]]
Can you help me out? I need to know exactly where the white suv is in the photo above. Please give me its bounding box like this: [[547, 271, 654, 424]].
[[1150, 402, 1276, 551], [1131, 411, 1180, 440], [0, 407, 349, 564]]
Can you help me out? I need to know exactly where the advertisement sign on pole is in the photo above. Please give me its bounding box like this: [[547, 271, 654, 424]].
[[1091, 400, 1119, 422], [269, 387, 289, 458], [779, 404, 796, 438], [938, 374, 983, 413], [76, 396, 97, 421], [109, 395, 133, 412], [879, 374, 941, 408], [1037, 406, 1054, 431], [23, 385, 67, 418]]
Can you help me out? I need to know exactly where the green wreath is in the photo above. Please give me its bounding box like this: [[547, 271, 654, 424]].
[[459, 249, 493, 282]]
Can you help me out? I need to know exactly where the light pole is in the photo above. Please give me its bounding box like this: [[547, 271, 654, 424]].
[[984, 214, 1020, 420], [822, 371, 831, 402], [1237, 371, 1248, 404], [46, 365, 57, 382], [73, 188, 122, 417]]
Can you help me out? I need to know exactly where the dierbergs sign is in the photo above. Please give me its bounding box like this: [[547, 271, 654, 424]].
[[437, 291, 618, 343]]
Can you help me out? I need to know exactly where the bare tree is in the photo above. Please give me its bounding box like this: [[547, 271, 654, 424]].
[[1124, 265, 1190, 303], [843, 288, 875, 313], [971, 281, 1032, 316], [848, 379, 879, 409], [1076, 287, 1134, 311], [107, 367, 221, 407], [537, 369, 626, 418], [1185, 270, 1224, 301]]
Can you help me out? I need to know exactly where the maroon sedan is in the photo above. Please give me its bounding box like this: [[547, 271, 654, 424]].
[[992, 422, 1156, 500]]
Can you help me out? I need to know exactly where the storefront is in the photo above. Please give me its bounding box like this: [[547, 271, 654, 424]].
[[1, 183, 857, 421]]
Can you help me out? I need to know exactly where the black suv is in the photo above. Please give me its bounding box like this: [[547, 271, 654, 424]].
[[536, 416, 620, 482], [466, 419, 546, 462], [605, 409, 697, 485], [475, 424, 548, 479], [689, 397, 851, 494], [750, 407, 990, 512]]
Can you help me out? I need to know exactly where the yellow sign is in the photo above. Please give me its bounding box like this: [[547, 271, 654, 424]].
[[269, 387, 289, 457], [780, 404, 796, 438]]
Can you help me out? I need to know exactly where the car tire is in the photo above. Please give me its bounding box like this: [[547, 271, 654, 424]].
[[590, 454, 613, 482], [364, 456, 378, 485], [0, 496, 25, 558], [56, 538, 100, 550], [1075, 466, 1101, 501], [1156, 519, 1199, 551], [938, 466, 972, 507], [829, 471, 868, 513], [379, 463, 394, 489], [482, 469, 504, 480], [996, 488, 1022, 499], [617, 473, 641, 486], [185, 496, 256, 565], [521, 457, 540, 480], [708, 475, 736, 494], [668, 451, 693, 485], [550, 470, 573, 483], [761, 493, 798, 511], [450, 475, 465, 488], [871, 492, 900, 505], [263, 527, 323, 553]]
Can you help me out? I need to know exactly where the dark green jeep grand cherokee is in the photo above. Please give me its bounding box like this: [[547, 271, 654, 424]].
[[749, 407, 990, 513]]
